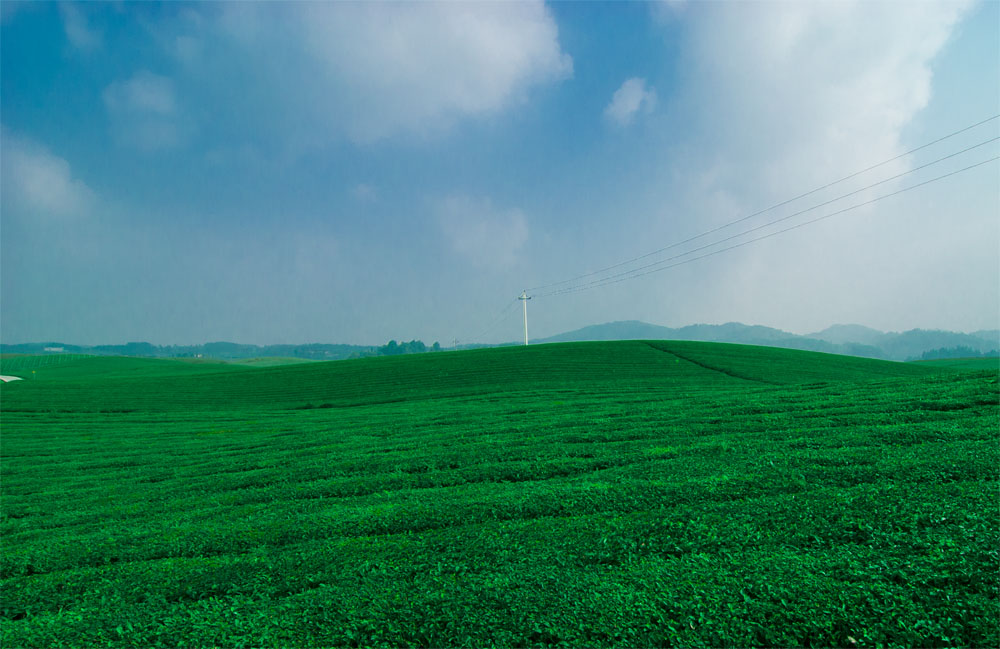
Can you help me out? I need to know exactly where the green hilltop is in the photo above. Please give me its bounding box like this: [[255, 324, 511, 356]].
[[537, 321, 1000, 361], [1, 342, 997, 648], [2, 341, 939, 412], [4, 321, 997, 363]]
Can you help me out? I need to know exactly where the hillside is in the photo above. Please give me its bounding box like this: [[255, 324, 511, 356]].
[[5, 323, 996, 364], [805, 324, 886, 346], [2, 343, 997, 648], [538, 321, 998, 360], [1, 341, 938, 413], [0, 354, 250, 381]]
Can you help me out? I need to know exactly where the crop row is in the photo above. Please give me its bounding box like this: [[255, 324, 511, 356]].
[[1, 348, 996, 647], [0, 340, 941, 413]]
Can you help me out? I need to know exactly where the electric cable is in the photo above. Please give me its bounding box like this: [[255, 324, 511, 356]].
[[535, 138, 998, 296], [527, 114, 1000, 292], [454, 299, 519, 346], [537, 156, 999, 298]]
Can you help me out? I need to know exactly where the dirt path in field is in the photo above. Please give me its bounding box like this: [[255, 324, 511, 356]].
[[643, 343, 778, 385]]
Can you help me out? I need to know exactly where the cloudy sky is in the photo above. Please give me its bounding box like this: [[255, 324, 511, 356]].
[[2, 1, 997, 346]]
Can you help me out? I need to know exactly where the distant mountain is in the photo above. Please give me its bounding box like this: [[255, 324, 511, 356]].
[[671, 323, 797, 343], [4, 322, 997, 363], [538, 320, 799, 344], [806, 324, 886, 347], [536, 321, 999, 361], [539, 321, 676, 343], [877, 329, 999, 361], [537, 321, 883, 358], [972, 330, 1000, 345]]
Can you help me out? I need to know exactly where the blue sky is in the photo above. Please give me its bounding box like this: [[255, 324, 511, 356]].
[[2, 1, 998, 346]]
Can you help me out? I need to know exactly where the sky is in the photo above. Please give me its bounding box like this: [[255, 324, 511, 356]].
[[1, 0, 998, 347]]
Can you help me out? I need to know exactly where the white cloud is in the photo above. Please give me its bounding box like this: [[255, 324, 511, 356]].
[[604, 77, 657, 127], [1, 128, 96, 218], [104, 71, 176, 115], [59, 2, 101, 51], [654, 0, 984, 333], [103, 71, 184, 151], [437, 195, 529, 269], [205, 2, 571, 144], [135, 7, 205, 66], [681, 1, 974, 197]]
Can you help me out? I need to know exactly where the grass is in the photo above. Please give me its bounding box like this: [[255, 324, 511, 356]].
[[0, 354, 94, 374], [0, 354, 251, 381], [914, 357, 999, 370], [0, 354, 313, 380], [1, 341, 997, 648], [224, 357, 318, 367]]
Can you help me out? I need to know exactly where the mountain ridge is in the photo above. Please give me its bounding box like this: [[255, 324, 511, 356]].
[[535, 321, 999, 361], [3, 322, 998, 362]]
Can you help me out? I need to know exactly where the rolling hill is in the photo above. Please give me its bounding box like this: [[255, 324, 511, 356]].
[[1, 342, 997, 648], [5, 323, 996, 363], [537, 321, 999, 360], [1, 341, 939, 413]]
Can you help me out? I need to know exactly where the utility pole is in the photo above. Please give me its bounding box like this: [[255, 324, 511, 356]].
[[518, 290, 531, 346]]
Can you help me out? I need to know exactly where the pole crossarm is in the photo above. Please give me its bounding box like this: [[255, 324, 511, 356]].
[[518, 291, 531, 346]]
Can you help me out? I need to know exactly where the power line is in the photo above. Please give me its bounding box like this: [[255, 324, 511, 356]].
[[527, 114, 1000, 292], [537, 156, 999, 298], [454, 299, 518, 346], [535, 137, 998, 296], [454, 116, 999, 346]]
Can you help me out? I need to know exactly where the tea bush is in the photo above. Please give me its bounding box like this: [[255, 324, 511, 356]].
[[2, 342, 996, 647]]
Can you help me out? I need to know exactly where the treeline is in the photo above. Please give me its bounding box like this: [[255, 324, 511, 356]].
[[0, 341, 371, 361], [917, 346, 1000, 361], [353, 340, 442, 358], [0, 339, 446, 361]]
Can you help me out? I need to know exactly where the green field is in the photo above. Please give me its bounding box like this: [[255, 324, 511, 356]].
[[913, 356, 1000, 370], [2, 341, 997, 648]]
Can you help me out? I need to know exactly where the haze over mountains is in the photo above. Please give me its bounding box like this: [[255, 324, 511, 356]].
[[2, 322, 997, 362], [538, 322, 1000, 361]]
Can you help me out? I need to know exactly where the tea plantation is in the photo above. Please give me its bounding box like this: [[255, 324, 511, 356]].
[[1, 341, 997, 648]]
